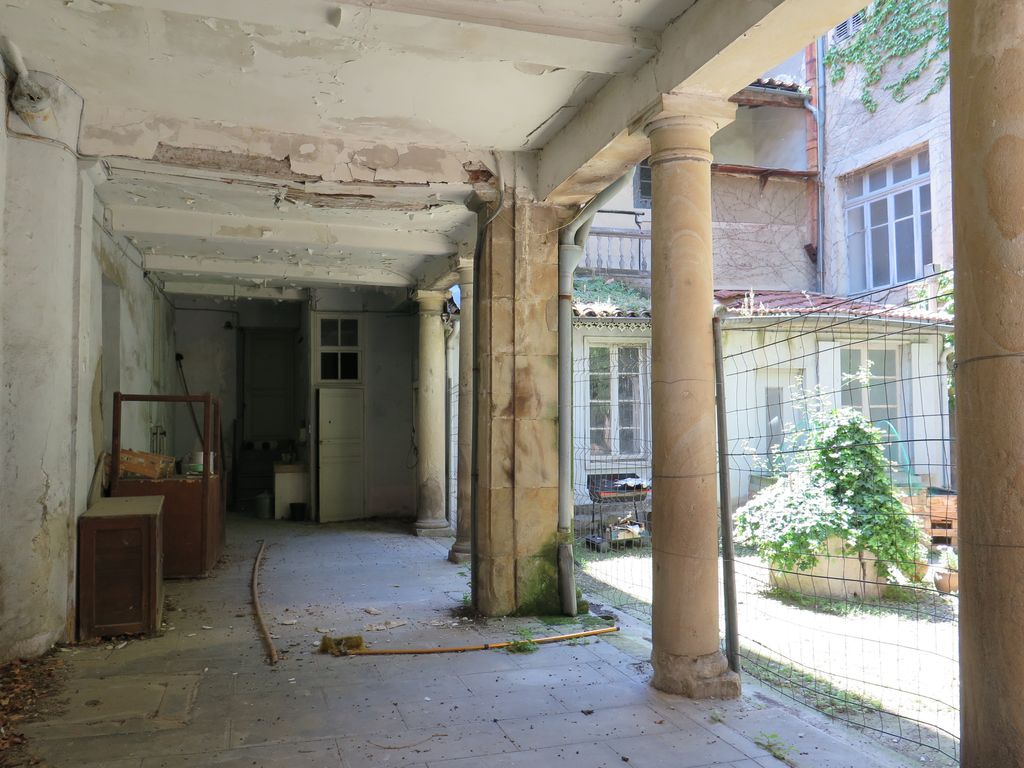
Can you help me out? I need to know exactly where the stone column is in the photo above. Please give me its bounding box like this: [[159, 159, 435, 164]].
[[414, 290, 452, 536], [949, 2, 1024, 762], [449, 264, 474, 563], [646, 99, 740, 699]]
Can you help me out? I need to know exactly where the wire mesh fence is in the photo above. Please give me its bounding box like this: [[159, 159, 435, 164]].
[[722, 271, 958, 762], [571, 271, 959, 763], [571, 341, 653, 621]]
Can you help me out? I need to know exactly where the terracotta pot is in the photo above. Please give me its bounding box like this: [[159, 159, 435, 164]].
[[934, 570, 959, 594]]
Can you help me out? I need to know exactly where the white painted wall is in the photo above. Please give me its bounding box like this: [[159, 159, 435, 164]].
[[0, 74, 178, 662]]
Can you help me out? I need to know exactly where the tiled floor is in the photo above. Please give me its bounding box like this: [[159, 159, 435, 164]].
[[22, 517, 916, 767]]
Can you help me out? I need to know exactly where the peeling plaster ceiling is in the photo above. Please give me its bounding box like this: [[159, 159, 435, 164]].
[[0, 0, 701, 291]]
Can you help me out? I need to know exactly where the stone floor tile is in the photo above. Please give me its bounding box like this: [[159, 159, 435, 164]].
[[426, 740, 624, 767], [497, 703, 678, 751], [458, 663, 609, 696], [141, 738, 343, 767], [397, 687, 567, 729], [605, 728, 749, 767], [336, 723, 516, 767]]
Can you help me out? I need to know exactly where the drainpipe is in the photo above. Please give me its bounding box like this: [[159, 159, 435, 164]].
[[814, 36, 828, 292], [556, 169, 635, 616]]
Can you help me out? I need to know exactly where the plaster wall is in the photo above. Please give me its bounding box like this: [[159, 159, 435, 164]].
[[822, 61, 951, 296], [0, 137, 79, 661], [589, 174, 814, 292], [92, 221, 177, 455], [171, 299, 304, 469], [0, 101, 178, 661]]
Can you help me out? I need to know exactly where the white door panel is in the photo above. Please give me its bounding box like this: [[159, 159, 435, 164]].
[[319, 388, 364, 522]]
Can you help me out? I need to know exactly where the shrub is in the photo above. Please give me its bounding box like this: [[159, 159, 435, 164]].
[[736, 395, 924, 580]]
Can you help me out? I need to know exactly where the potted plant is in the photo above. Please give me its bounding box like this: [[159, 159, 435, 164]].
[[934, 547, 959, 594], [736, 386, 926, 600]]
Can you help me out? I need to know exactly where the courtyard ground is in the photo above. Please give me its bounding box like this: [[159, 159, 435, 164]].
[[8, 517, 920, 768]]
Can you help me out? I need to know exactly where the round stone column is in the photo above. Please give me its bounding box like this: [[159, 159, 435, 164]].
[[646, 108, 739, 699], [950, 1, 1024, 762], [449, 265, 474, 562], [414, 290, 452, 536]]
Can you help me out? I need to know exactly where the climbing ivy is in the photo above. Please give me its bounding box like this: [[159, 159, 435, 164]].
[[825, 0, 950, 113]]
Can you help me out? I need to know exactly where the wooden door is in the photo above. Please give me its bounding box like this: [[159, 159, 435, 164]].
[[318, 388, 365, 522]]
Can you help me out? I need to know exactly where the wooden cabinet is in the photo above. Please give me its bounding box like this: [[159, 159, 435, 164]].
[[110, 393, 225, 578], [78, 496, 163, 641]]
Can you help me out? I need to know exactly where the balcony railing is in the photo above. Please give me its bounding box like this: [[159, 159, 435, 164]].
[[579, 228, 651, 274]]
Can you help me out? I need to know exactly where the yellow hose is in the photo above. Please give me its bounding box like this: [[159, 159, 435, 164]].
[[338, 625, 619, 656]]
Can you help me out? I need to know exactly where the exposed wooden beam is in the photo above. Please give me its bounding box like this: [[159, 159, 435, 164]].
[[110, 206, 456, 257], [144, 253, 415, 288], [729, 86, 808, 109], [161, 282, 307, 301]]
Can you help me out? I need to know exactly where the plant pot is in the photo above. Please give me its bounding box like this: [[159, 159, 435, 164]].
[[769, 536, 887, 601], [934, 570, 959, 594]]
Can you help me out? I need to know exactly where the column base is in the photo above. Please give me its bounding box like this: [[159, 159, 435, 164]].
[[651, 649, 741, 699], [414, 520, 454, 538], [448, 541, 472, 563]]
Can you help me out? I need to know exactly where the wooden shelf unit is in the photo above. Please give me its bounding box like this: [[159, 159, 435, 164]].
[[110, 393, 225, 578]]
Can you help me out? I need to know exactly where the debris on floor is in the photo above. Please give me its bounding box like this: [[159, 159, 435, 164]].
[[318, 634, 366, 656], [363, 619, 407, 632], [0, 652, 66, 767]]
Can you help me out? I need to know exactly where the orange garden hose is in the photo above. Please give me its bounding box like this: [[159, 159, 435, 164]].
[[335, 625, 619, 656], [252, 540, 279, 665]]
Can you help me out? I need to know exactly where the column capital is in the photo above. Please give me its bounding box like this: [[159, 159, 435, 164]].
[[413, 289, 446, 312], [639, 92, 736, 165], [447, 253, 474, 283]]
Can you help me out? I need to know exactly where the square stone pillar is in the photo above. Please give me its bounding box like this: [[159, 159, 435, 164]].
[[645, 96, 740, 699], [473, 192, 565, 616], [949, 2, 1024, 763]]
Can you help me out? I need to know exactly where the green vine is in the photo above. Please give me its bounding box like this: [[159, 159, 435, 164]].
[[825, 0, 950, 113]]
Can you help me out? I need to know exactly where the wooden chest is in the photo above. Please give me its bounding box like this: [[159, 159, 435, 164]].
[[78, 496, 164, 641]]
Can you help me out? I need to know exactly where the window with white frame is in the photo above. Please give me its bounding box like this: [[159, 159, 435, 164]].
[[840, 344, 900, 426], [317, 315, 361, 383], [588, 344, 647, 457], [633, 160, 652, 209], [845, 148, 932, 293]]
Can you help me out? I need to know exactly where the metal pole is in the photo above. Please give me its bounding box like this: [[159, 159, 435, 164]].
[[713, 314, 740, 674]]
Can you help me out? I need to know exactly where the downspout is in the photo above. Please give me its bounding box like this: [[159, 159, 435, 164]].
[[556, 169, 634, 616], [815, 36, 828, 292]]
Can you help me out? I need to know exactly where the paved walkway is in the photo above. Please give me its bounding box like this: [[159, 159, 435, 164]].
[[22, 517, 916, 767]]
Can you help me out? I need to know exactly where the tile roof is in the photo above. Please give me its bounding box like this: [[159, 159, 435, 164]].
[[568, 290, 952, 325], [752, 75, 803, 92], [715, 289, 953, 325]]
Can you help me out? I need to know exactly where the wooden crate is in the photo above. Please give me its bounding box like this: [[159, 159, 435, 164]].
[[119, 450, 175, 480], [78, 496, 163, 640]]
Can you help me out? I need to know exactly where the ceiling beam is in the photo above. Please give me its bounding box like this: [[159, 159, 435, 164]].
[[161, 281, 307, 301], [107, 0, 656, 75], [537, 0, 865, 203], [110, 206, 456, 256], [144, 253, 414, 288]]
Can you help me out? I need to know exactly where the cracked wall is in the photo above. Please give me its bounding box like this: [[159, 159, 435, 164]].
[[0, 92, 177, 661]]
